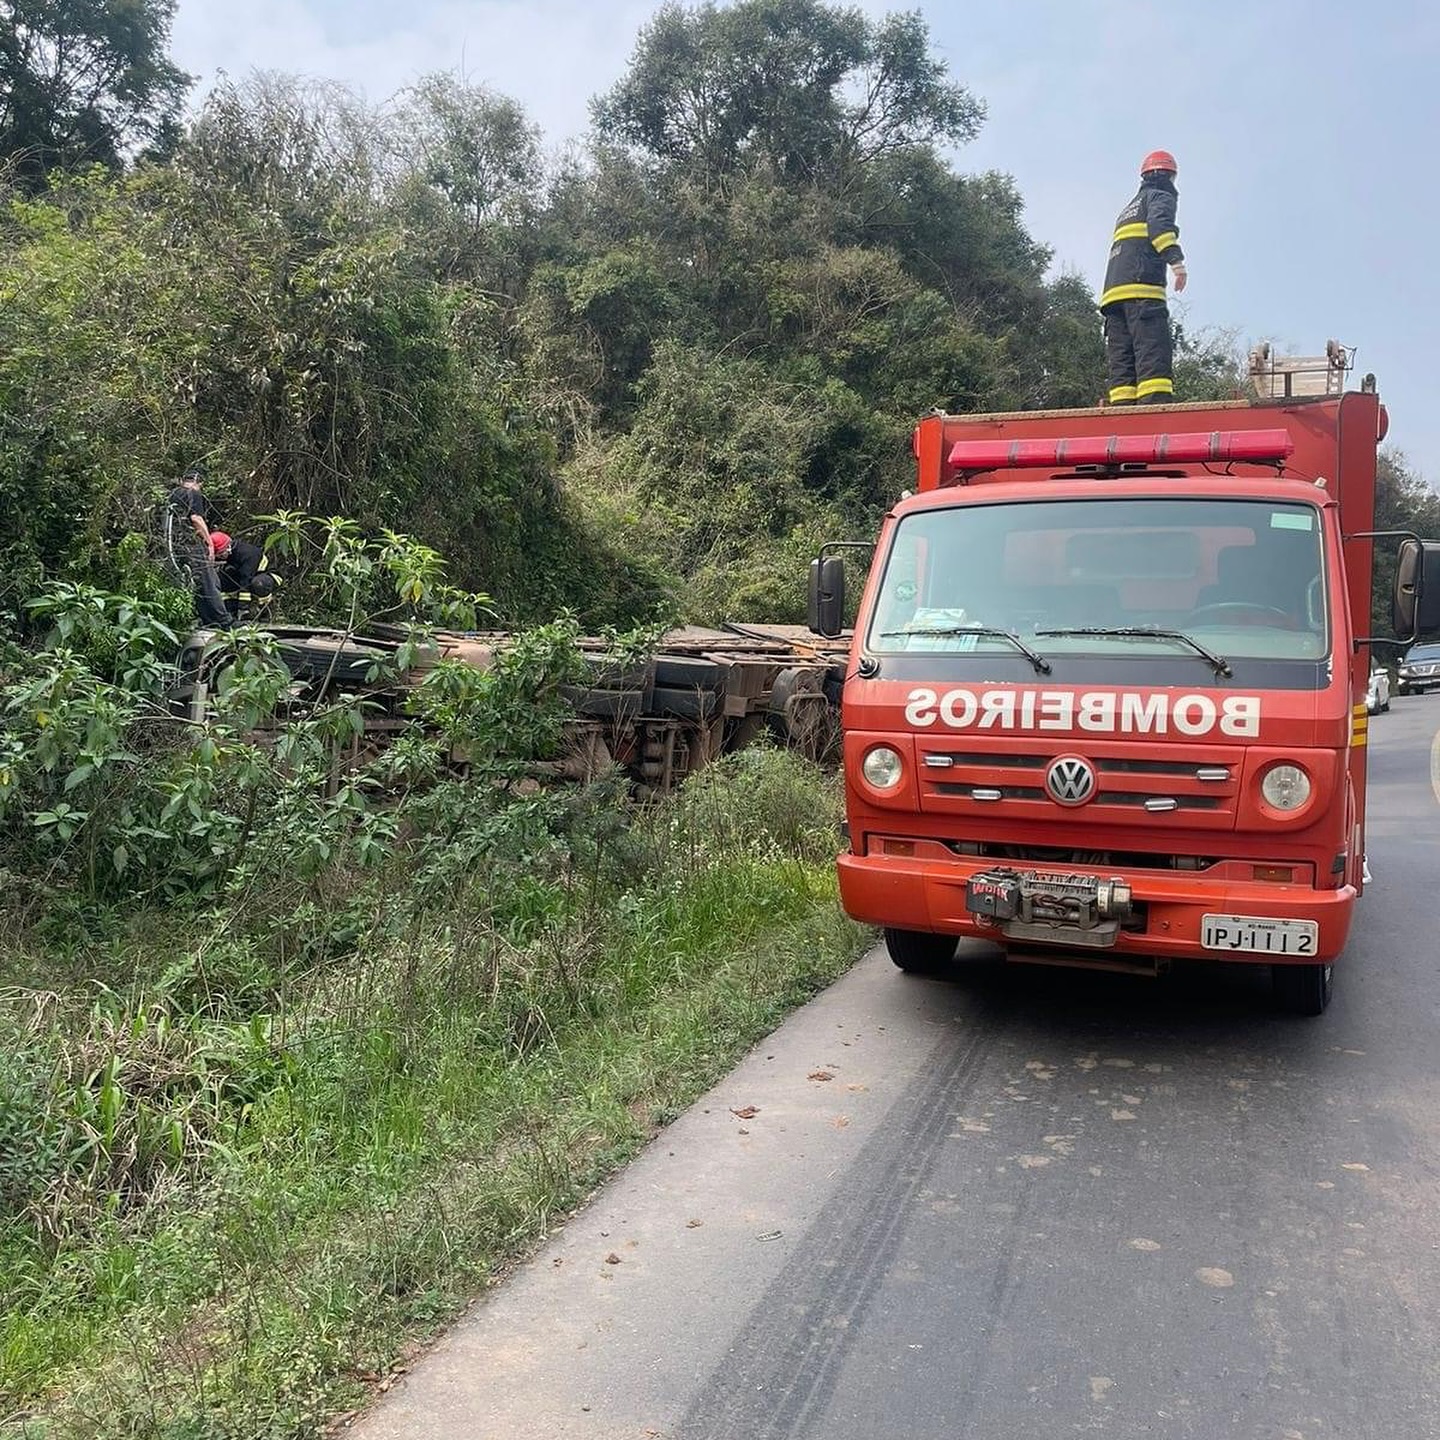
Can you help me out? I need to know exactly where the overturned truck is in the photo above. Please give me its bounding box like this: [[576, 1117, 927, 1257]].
[[171, 622, 851, 793]]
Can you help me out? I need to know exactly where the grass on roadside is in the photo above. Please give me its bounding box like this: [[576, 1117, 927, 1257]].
[[0, 748, 869, 1439]]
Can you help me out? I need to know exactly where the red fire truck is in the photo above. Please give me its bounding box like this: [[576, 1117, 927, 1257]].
[[811, 380, 1438, 1013]]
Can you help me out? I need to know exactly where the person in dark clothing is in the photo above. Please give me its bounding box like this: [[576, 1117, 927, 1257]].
[[1099, 150, 1188, 405], [167, 466, 232, 629], [210, 531, 280, 620]]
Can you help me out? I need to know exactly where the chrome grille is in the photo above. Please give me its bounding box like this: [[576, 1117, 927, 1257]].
[[917, 739, 1241, 827]]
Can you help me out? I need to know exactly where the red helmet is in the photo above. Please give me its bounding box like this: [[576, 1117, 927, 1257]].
[[1141, 149, 1177, 176], [209, 531, 232, 554]]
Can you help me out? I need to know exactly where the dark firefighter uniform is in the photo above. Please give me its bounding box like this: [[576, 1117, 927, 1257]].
[[1099, 172, 1184, 404], [217, 536, 279, 619]]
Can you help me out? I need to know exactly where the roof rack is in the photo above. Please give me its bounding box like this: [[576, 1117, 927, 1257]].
[[1248, 339, 1353, 399]]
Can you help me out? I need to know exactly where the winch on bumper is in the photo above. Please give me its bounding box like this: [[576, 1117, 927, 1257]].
[[964, 868, 1133, 948]]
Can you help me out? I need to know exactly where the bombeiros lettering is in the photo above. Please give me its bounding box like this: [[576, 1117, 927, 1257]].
[[903, 687, 1262, 738], [938, 688, 977, 727]]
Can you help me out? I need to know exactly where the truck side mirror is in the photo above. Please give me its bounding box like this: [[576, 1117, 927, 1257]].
[[808, 556, 845, 637], [1392, 538, 1440, 639]]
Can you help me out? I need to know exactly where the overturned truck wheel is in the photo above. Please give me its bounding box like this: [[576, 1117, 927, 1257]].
[[768, 665, 834, 760], [651, 684, 721, 721]]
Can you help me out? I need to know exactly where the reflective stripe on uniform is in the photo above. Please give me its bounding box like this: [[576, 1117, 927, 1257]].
[[1099, 282, 1168, 306], [1136, 376, 1174, 398], [1108, 384, 1138, 402], [1150, 230, 1178, 252], [1112, 223, 1148, 242]]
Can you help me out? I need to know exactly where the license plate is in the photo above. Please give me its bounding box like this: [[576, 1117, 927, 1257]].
[[1201, 914, 1318, 956]]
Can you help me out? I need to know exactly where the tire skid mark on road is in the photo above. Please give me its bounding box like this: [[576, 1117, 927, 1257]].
[[679, 1001, 1009, 1440]]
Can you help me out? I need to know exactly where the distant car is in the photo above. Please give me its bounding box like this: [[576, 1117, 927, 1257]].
[[1365, 667, 1391, 714], [1397, 641, 1440, 695]]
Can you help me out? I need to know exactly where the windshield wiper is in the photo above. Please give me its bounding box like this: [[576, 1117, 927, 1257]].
[[1036, 626, 1233, 678], [880, 626, 1051, 674]]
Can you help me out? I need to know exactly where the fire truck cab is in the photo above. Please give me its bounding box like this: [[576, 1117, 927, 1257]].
[[813, 374, 1440, 1014]]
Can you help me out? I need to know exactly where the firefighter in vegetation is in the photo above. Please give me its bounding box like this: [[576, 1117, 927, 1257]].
[[168, 465, 232, 629], [1100, 150, 1187, 405], [210, 531, 280, 620]]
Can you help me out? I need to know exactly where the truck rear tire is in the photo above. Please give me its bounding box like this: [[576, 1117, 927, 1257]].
[[653, 657, 727, 692], [1272, 961, 1333, 1016], [651, 685, 721, 720], [884, 927, 957, 975], [563, 685, 649, 720]]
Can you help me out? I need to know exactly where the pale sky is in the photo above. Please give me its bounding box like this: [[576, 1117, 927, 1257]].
[[170, 0, 1440, 482]]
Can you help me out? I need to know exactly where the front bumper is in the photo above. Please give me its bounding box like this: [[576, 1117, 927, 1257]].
[[838, 852, 1356, 965]]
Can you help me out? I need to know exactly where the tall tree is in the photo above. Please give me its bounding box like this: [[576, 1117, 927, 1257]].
[[384, 73, 543, 290], [1371, 450, 1440, 637], [0, 0, 190, 187], [390, 75, 540, 231], [591, 0, 982, 192]]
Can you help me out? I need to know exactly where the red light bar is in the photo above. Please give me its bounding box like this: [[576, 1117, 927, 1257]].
[[947, 428, 1295, 472]]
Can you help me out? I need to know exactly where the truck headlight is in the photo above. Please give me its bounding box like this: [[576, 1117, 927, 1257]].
[[862, 745, 904, 790], [1261, 763, 1311, 811]]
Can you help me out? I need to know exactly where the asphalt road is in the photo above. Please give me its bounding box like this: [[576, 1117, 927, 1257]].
[[352, 697, 1440, 1440]]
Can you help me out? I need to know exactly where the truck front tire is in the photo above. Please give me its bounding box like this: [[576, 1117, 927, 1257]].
[[1272, 961, 1334, 1016], [884, 928, 957, 974]]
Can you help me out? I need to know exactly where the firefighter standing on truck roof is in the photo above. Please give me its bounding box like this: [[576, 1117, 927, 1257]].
[[1100, 150, 1187, 405]]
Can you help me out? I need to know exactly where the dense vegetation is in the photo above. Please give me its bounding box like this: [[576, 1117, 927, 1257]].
[[2, 702, 863, 1435], [2, 1, 1438, 1435], [3, 0, 1431, 632], [1, 0, 1253, 633]]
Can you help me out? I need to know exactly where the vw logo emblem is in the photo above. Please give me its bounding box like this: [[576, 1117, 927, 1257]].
[[1045, 755, 1096, 807]]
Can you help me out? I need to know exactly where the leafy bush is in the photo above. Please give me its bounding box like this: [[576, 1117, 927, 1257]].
[[0, 522, 616, 919], [0, 740, 862, 1435]]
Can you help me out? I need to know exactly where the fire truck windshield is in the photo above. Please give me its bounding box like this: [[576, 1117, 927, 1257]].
[[867, 497, 1328, 664]]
